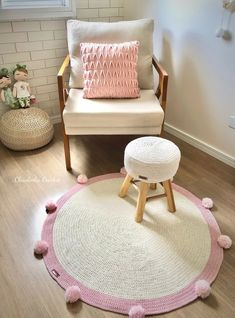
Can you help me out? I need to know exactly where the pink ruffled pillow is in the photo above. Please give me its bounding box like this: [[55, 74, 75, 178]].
[[80, 41, 140, 99]]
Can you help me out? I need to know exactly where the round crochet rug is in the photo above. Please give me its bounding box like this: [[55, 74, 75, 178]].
[[42, 173, 223, 315]]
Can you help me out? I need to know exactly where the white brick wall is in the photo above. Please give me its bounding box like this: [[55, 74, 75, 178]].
[[0, 43, 16, 54], [0, 22, 12, 33], [3, 52, 31, 64], [28, 31, 54, 41], [31, 49, 56, 61], [0, 0, 124, 118], [89, 0, 109, 8], [12, 21, 41, 32], [16, 41, 43, 52], [99, 7, 119, 17]]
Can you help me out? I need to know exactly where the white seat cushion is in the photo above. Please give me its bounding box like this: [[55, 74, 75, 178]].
[[63, 89, 164, 135]]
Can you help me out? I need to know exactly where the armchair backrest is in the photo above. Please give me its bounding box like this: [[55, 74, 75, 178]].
[[67, 19, 154, 90]]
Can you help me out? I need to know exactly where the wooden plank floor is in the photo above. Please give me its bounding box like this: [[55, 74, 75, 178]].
[[0, 124, 234, 318]]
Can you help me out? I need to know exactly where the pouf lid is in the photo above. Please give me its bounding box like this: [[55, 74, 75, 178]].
[[0, 107, 50, 132], [125, 137, 181, 165]]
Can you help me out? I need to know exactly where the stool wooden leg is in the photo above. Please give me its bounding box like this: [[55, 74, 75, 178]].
[[119, 174, 133, 198], [150, 183, 157, 190], [163, 180, 176, 212], [135, 182, 149, 223]]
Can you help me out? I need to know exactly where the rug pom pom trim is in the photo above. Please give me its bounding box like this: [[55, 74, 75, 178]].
[[129, 305, 145, 318], [202, 197, 213, 209], [65, 286, 81, 303], [217, 235, 232, 249], [120, 167, 127, 175], [45, 201, 57, 213], [77, 174, 88, 184], [195, 280, 211, 299], [34, 240, 49, 255]]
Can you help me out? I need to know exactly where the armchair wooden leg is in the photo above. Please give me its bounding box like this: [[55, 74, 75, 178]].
[[150, 183, 157, 190], [162, 180, 176, 212], [135, 182, 149, 223], [119, 174, 133, 198], [63, 133, 71, 171]]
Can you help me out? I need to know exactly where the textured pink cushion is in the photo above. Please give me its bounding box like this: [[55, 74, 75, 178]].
[[80, 41, 140, 99]]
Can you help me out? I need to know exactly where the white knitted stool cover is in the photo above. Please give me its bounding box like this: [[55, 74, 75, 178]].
[[124, 137, 181, 183]]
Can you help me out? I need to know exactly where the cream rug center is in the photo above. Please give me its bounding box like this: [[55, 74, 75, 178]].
[[53, 177, 211, 299]]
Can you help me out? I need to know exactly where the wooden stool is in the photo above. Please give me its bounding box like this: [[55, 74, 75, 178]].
[[119, 175, 176, 222], [118, 137, 181, 222]]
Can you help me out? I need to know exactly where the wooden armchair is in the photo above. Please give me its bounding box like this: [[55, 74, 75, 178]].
[[57, 55, 168, 170], [57, 19, 168, 170]]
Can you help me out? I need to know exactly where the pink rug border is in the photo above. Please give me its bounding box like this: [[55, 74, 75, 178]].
[[41, 173, 223, 315]]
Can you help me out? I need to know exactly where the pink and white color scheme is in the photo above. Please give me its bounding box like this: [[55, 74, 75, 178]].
[[65, 286, 81, 303], [120, 166, 127, 175], [77, 174, 88, 184], [194, 280, 211, 299], [129, 305, 145, 318], [217, 235, 232, 249], [80, 42, 140, 99], [45, 201, 57, 213], [34, 240, 48, 255], [40, 174, 224, 316], [202, 197, 214, 209]]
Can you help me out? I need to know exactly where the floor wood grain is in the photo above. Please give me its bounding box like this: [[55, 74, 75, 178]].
[[0, 124, 234, 318]]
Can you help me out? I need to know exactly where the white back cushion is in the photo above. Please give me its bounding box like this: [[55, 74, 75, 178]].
[[67, 19, 154, 89]]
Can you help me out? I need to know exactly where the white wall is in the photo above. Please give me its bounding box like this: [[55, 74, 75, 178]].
[[124, 0, 235, 165], [0, 0, 124, 118]]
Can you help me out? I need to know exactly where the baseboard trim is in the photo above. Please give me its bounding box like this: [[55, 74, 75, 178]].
[[51, 115, 61, 125], [164, 123, 235, 168], [49, 116, 235, 168]]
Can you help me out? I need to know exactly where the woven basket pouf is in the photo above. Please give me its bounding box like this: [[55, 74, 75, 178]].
[[0, 107, 54, 151], [119, 136, 181, 222]]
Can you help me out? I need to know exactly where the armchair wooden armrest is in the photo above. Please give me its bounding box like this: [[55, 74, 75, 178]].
[[57, 54, 70, 114], [152, 55, 168, 112], [57, 54, 71, 171]]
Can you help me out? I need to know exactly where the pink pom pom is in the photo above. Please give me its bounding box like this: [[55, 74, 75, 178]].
[[217, 235, 232, 249], [120, 167, 127, 175], [34, 240, 49, 255], [45, 200, 57, 213], [77, 174, 88, 184], [202, 197, 213, 209], [195, 280, 211, 299], [129, 305, 145, 318], [65, 286, 81, 303]]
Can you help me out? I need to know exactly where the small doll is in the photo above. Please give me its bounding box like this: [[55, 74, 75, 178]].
[[13, 64, 31, 108], [0, 68, 19, 108]]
